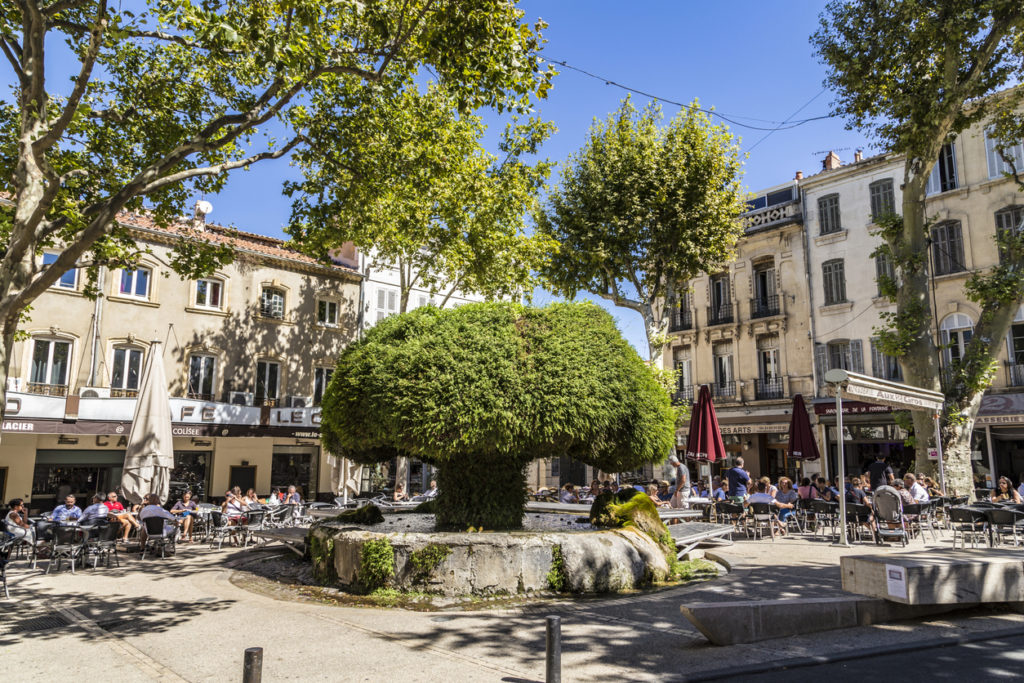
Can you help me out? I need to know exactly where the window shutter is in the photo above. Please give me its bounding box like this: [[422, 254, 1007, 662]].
[[387, 290, 398, 313], [815, 344, 828, 387], [850, 339, 865, 374], [870, 338, 883, 379]]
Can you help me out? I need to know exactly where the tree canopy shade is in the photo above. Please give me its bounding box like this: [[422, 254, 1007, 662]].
[[0, 0, 553, 418], [320, 301, 676, 530], [812, 0, 1024, 496], [534, 98, 746, 367]]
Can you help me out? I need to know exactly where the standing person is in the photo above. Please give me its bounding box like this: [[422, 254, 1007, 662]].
[[171, 491, 199, 542], [668, 454, 692, 508], [726, 457, 751, 500], [103, 491, 139, 541], [5, 499, 34, 543], [864, 453, 895, 491], [50, 494, 82, 523]]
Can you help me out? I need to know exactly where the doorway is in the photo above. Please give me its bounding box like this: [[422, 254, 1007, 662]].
[[229, 465, 256, 493]]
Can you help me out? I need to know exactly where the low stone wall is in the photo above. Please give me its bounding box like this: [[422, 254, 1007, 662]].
[[309, 522, 671, 596]]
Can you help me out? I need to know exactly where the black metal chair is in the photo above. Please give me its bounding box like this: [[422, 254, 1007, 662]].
[[0, 537, 14, 598], [87, 522, 121, 568], [30, 518, 54, 569], [207, 511, 235, 550], [46, 526, 86, 574], [845, 503, 875, 543], [986, 508, 1024, 547], [810, 499, 838, 539], [239, 510, 267, 548], [949, 507, 987, 549], [140, 516, 176, 559], [718, 502, 748, 537], [747, 502, 776, 541]]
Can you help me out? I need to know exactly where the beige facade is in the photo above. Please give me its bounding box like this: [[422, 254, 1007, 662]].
[[801, 106, 1024, 487], [662, 181, 818, 483], [1, 212, 362, 511]]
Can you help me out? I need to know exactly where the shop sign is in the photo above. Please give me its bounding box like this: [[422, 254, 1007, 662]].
[[679, 423, 789, 436], [975, 413, 1024, 426], [815, 401, 892, 416]]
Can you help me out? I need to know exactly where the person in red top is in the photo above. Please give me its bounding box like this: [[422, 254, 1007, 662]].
[[104, 490, 139, 541]]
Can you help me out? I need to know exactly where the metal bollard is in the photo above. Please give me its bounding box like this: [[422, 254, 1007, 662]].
[[545, 615, 561, 683], [243, 647, 263, 683]]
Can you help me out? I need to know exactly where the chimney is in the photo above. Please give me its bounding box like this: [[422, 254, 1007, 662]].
[[795, 170, 804, 181], [854, 148, 863, 163], [822, 151, 842, 171]]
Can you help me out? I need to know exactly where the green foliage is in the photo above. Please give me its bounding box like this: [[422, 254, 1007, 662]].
[[408, 543, 452, 584], [412, 499, 437, 514], [321, 302, 676, 529], [546, 545, 567, 592], [328, 505, 385, 526], [671, 558, 719, 582], [308, 533, 337, 585], [358, 538, 396, 593], [589, 488, 673, 557], [535, 97, 746, 361]]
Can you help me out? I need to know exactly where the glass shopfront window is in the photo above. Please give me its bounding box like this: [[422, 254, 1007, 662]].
[[272, 447, 318, 500], [170, 451, 212, 502]]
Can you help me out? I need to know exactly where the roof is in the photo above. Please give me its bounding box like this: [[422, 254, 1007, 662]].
[[117, 211, 360, 277]]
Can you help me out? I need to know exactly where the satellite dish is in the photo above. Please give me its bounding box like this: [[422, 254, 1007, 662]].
[[195, 200, 213, 216]]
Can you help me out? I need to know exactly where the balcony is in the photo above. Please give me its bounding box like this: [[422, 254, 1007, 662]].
[[754, 377, 785, 400], [711, 381, 736, 400], [110, 388, 139, 398], [741, 199, 802, 233], [1007, 362, 1024, 387], [673, 385, 694, 405], [707, 304, 734, 326], [750, 295, 780, 319], [669, 307, 693, 332], [26, 382, 68, 397]]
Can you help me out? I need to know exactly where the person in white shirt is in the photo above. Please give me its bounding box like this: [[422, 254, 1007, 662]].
[[559, 484, 579, 504], [745, 481, 786, 535], [904, 474, 930, 502]]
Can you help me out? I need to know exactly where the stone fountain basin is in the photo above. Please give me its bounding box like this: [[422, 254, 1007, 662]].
[[310, 521, 671, 596]]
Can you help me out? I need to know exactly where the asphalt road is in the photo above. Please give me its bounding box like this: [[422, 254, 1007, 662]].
[[723, 632, 1024, 682]]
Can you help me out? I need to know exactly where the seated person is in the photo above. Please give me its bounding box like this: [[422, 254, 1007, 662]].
[[242, 488, 263, 508], [904, 474, 930, 502], [991, 476, 1022, 503], [744, 481, 787, 535], [50, 494, 82, 523], [392, 483, 408, 502], [646, 484, 670, 507], [922, 476, 944, 498], [656, 481, 672, 502], [171, 491, 198, 542], [283, 485, 302, 505], [711, 477, 727, 501], [265, 488, 282, 507], [221, 491, 247, 525], [103, 491, 139, 541], [5, 498, 35, 543], [423, 480, 439, 499], [774, 477, 799, 524], [139, 493, 179, 541], [845, 476, 870, 506], [559, 483, 579, 504], [80, 494, 110, 527]]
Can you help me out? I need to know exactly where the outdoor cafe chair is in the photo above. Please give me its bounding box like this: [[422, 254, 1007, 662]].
[[747, 503, 776, 541], [810, 499, 838, 539], [207, 511, 235, 550], [86, 521, 120, 569], [949, 507, 987, 549], [901, 504, 933, 543], [0, 537, 14, 598], [871, 486, 909, 547], [140, 517, 176, 560], [240, 510, 267, 548], [985, 508, 1024, 547], [46, 525, 86, 574], [717, 502, 748, 538], [30, 518, 54, 569], [265, 505, 293, 529], [845, 503, 875, 543]]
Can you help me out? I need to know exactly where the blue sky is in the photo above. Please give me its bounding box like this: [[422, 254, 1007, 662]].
[[205, 1, 872, 356]]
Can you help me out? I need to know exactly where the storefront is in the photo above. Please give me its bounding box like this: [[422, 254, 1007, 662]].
[[1, 392, 354, 512], [813, 399, 915, 481], [973, 391, 1024, 490]]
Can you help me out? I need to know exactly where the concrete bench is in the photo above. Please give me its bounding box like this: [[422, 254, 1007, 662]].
[[840, 549, 1024, 605]]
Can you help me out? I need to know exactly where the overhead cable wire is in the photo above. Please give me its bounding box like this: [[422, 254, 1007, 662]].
[[747, 88, 829, 152], [541, 57, 835, 132]]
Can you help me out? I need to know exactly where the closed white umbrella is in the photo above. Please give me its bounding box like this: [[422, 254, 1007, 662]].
[[121, 340, 174, 505], [327, 453, 362, 503]]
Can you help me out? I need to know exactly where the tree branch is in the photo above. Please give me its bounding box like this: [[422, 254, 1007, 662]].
[[0, 34, 25, 82], [42, 0, 94, 16]]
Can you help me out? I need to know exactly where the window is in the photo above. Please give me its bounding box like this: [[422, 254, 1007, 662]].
[[758, 335, 779, 381], [870, 338, 903, 381], [110, 347, 143, 396], [751, 261, 778, 317], [119, 267, 151, 299], [416, 294, 436, 309], [30, 338, 71, 394], [822, 259, 846, 305], [931, 221, 965, 275], [815, 339, 864, 385], [818, 194, 842, 234], [188, 354, 216, 400], [985, 127, 1024, 179], [875, 252, 896, 296], [925, 143, 958, 195], [195, 279, 223, 309], [1009, 322, 1024, 365], [712, 342, 733, 397], [708, 273, 732, 324], [314, 367, 334, 406], [255, 360, 280, 405], [42, 252, 77, 289], [317, 300, 339, 327], [261, 287, 285, 319], [940, 314, 974, 366], [996, 206, 1024, 263], [673, 346, 692, 401], [869, 179, 896, 221], [375, 287, 398, 323]]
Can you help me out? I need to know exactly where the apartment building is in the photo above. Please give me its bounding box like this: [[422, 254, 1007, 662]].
[[663, 181, 818, 483], [802, 114, 1024, 487], [0, 210, 362, 511]]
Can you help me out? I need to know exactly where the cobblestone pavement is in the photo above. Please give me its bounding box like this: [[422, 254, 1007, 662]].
[[4, 531, 1023, 682]]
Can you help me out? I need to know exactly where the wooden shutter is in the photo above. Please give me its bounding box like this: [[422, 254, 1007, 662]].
[[815, 344, 827, 387], [850, 339, 865, 374], [870, 338, 883, 379]]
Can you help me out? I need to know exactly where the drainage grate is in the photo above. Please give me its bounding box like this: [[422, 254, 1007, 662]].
[[5, 614, 71, 634]]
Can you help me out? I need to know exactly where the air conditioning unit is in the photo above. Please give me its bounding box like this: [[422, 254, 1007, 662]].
[[286, 395, 313, 408], [229, 391, 254, 406], [79, 387, 111, 399], [6, 377, 23, 392]]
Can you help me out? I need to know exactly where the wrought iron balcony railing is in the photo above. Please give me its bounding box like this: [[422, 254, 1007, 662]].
[[754, 377, 785, 400], [707, 304, 734, 326], [669, 307, 693, 332], [711, 381, 736, 399], [750, 294, 780, 319]]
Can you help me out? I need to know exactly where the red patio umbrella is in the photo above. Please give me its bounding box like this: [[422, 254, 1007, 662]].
[[684, 385, 728, 493], [786, 394, 820, 461]]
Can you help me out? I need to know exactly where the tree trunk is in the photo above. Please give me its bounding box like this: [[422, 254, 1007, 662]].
[[434, 456, 529, 531], [644, 302, 669, 368], [0, 316, 14, 426]]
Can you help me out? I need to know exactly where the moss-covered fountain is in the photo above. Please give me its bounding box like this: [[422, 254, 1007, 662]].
[[311, 302, 696, 598]]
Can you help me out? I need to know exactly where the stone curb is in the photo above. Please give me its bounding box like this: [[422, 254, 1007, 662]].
[[680, 623, 1024, 682]]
